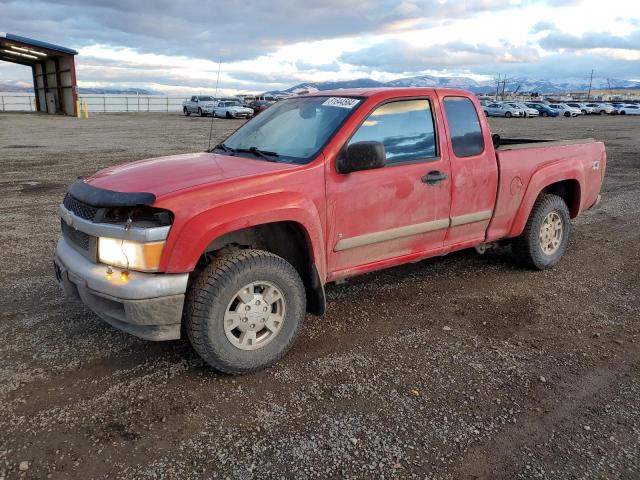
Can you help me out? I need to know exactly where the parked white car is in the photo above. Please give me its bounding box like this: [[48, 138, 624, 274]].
[[505, 102, 539, 117], [213, 101, 254, 119], [585, 103, 616, 115], [616, 104, 640, 115], [548, 104, 581, 117], [483, 103, 525, 118], [183, 96, 218, 116], [567, 103, 595, 115]]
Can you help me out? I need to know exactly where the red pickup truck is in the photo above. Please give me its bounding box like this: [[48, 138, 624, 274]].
[[54, 88, 605, 373]]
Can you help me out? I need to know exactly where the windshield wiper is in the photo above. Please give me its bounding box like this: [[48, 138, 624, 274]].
[[235, 146, 279, 162], [212, 143, 235, 154]]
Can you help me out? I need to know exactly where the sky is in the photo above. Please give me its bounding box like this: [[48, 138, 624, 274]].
[[1, 0, 639, 94]]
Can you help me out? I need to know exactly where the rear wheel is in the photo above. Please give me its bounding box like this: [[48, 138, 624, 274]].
[[185, 249, 306, 374], [198, 107, 205, 117], [226, 111, 233, 119], [484, 110, 489, 117], [542, 111, 548, 117], [513, 194, 570, 270], [620, 110, 626, 115], [183, 107, 190, 116], [505, 111, 512, 118], [564, 111, 571, 117]]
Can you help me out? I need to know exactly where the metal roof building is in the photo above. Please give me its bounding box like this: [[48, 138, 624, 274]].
[[0, 32, 78, 116]]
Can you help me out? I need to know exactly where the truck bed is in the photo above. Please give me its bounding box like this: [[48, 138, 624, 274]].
[[487, 137, 604, 241], [493, 136, 598, 150]]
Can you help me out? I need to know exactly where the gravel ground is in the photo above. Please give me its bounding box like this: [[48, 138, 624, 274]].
[[0, 112, 639, 479]]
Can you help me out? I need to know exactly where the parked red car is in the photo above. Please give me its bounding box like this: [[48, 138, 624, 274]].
[[55, 88, 605, 373], [248, 100, 273, 115]]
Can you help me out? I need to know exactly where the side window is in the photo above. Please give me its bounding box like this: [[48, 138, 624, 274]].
[[443, 97, 485, 158], [348, 99, 437, 165], [190, 96, 196, 102]]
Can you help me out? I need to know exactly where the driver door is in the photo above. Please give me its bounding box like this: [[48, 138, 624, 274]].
[[325, 96, 452, 276]]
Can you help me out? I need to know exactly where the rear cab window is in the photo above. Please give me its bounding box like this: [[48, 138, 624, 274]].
[[443, 97, 484, 157], [348, 99, 437, 165]]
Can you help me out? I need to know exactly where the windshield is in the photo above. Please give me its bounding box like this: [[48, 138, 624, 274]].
[[221, 96, 362, 164], [223, 101, 240, 107], [199, 96, 215, 101]]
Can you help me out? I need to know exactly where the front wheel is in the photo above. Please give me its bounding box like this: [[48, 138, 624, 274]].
[[505, 111, 512, 118], [542, 111, 548, 117], [513, 194, 570, 270], [226, 111, 232, 119], [198, 107, 206, 117], [620, 111, 626, 115], [185, 249, 306, 374]]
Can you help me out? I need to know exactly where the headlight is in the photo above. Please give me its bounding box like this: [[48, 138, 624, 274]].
[[98, 238, 165, 272]]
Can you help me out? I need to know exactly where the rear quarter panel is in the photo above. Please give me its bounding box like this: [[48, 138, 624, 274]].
[[487, 140, 605, 241]]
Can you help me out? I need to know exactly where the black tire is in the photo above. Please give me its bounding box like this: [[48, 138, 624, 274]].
[[542, 111, 548, 117], [505, 111, 512, 118], [183, 107, 190, 116], [484, 110, 489, 117], [185, 249, 306, 374], [600, 110, 605, 115], [564, 111, 570, 117], [513, 194, 570, 270], [226, 111, 232, 119], [198, 107, 205, 117], [620, 110, 626, 115]]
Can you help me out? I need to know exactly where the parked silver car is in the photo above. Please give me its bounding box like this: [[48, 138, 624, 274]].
[[483, 103, 525, 118], [213, 101, 254, 119], [584, 103, 615, 115], [567, 103, 595, 115], [183, 95, 217, 116], [548, 103, 581, 117], [505, 102, 539, 117], [616, 104, 640, 115]]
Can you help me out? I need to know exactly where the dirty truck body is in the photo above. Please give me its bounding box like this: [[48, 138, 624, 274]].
[[55, 88, 605, 373]]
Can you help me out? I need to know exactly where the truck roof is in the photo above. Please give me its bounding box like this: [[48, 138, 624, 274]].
[[303, 87, 475, 99]]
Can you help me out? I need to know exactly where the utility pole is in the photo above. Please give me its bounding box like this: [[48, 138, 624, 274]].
[[495, 74, 501, 101], [215, 60, 222, 97], [587, 69, 594, 100]]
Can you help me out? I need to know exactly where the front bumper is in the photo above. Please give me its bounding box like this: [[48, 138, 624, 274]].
[[54, 238, 189, 341]]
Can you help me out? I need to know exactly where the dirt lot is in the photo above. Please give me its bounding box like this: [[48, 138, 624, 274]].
[[0, 112, 639, 479]]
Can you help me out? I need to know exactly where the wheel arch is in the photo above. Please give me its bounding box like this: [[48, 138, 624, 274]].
[[161, 193, 328, 315], [195, 221, 326, 315], [508, 172, 582, 238]]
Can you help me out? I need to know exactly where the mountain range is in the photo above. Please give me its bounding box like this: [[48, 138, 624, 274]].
[[0, 82, 162, 95], [2, 75, 638, 96], [266, 75, 640, 96]]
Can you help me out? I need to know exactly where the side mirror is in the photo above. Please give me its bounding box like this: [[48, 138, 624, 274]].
[[337, 141, 386, 174]]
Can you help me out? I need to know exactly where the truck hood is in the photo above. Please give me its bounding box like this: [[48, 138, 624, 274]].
[[86, 152, 298, 199]]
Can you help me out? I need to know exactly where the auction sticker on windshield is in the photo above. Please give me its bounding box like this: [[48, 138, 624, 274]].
[[322, 97, 360, 109]]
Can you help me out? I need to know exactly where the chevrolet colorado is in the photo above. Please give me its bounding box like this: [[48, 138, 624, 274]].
[[54, 88, 605, 373]]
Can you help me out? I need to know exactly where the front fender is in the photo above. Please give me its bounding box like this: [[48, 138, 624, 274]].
[[508, 161, 584, 238], [160, 191, 326, 279]]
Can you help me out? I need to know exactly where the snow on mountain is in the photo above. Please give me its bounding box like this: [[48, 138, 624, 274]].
[[266, 76, 640, 96]]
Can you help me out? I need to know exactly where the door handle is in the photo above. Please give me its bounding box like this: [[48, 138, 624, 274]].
[[421, 170, 448, 185]]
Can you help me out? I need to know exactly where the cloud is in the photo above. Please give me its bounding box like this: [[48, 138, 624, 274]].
[[339, 40, 540, 73], [0, 0, 522, 62], [540, 29, 640, 50], [530, 21, 556, 33]]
